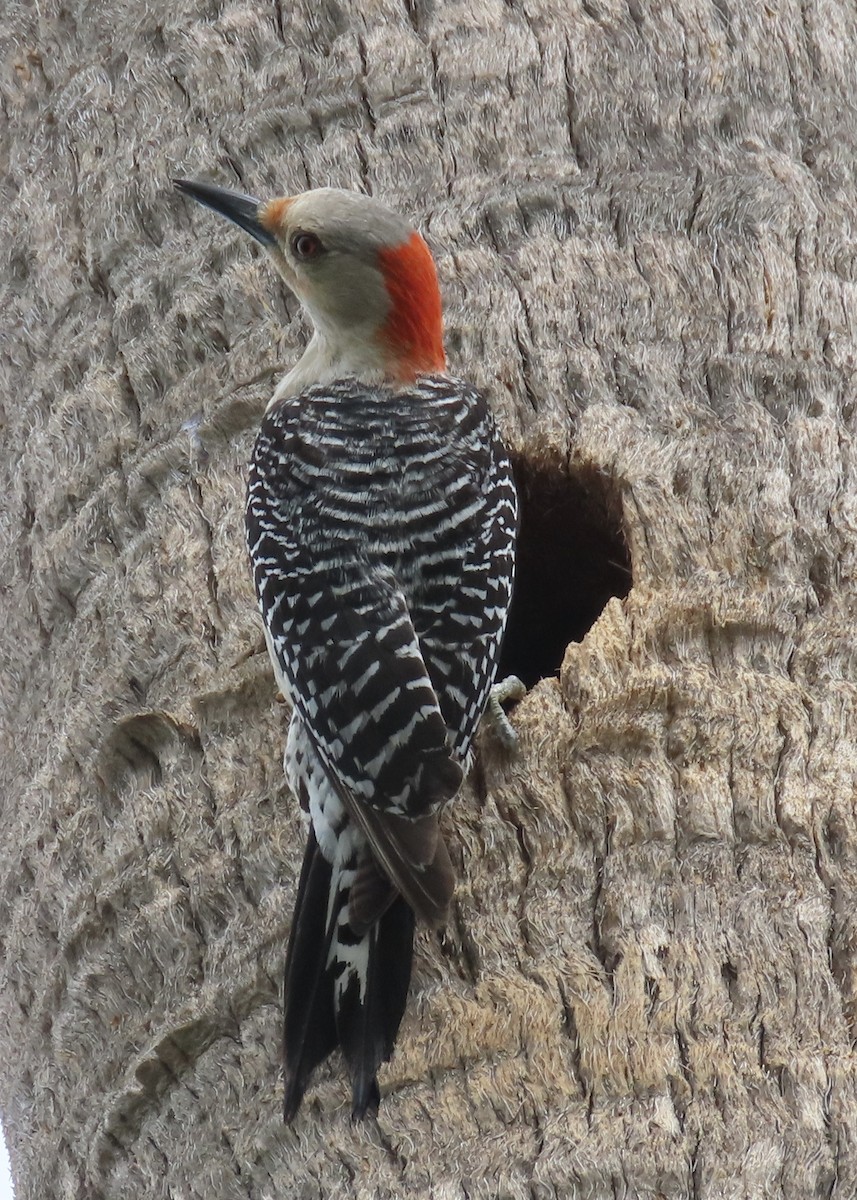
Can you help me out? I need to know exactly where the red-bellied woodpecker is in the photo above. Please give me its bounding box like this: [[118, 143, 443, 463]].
[[174, 178, 519, 1121]]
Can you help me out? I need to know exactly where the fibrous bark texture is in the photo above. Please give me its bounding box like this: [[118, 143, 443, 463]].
[[2, 0, 856, 1197]]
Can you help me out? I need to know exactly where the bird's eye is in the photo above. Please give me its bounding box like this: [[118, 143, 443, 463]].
[[291, 231, 323, 260]]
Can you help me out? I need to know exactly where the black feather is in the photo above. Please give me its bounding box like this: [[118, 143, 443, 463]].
[[336, 896, 415, 1120], [282, 829, 338, 1122]]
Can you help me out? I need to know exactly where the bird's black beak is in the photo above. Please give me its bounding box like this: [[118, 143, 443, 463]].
[[173, 178, 277, 247]]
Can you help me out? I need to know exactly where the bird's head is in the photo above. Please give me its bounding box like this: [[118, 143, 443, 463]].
[[174, 179, 446, 385]]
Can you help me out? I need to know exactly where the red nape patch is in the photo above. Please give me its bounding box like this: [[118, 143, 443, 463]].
[[377, 232, 446, 381]]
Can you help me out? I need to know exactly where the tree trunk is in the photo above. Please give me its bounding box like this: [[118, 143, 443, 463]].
[[2, 0, 856, 1196]]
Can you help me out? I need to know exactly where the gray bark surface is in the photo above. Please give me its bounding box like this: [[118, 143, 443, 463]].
[[2, 0, 856, 1196]]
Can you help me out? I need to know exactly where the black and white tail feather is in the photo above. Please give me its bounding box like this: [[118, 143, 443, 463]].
[[282, 828, 415, 1120], [246, 375, 517, 1120], [282, 720, 418, 1120]]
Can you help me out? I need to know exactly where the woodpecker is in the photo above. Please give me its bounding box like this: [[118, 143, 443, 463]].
[[174, 178, 518, 1121]]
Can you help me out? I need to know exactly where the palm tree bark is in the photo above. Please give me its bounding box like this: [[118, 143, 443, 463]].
[[2, 0, 856, 1196]]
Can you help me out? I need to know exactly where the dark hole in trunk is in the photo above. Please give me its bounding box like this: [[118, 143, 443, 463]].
[[498, 454, 632, 688]]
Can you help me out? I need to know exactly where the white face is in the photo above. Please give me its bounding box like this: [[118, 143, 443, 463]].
[[260, 189, 415, 339]]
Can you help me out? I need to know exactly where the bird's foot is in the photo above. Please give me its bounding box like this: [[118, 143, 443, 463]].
[[483, 675, 526, 752]]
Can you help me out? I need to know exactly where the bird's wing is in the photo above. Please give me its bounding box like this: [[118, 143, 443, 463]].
[[263, 547, 460, 924], [413, 451, 517, 763]]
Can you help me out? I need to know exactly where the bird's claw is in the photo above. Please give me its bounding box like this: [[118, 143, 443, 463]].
[[483, 675, 526, 752]]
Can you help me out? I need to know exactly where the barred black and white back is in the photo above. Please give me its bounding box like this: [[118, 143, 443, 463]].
[[246, 374, 517, 1119]]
